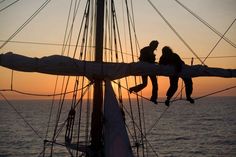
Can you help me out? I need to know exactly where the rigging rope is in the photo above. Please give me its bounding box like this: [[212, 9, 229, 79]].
[[42, 0, 74, 155], [129, 1, 146, 155], [49, 1, 89, 155], [147, 0, 205, 65], [1, 39, 236, 60], [174, 0, 236, 48], [50, 76, 71, 156], [0, 92, 43, 139], [147, 85, 236, 135], [182, 55, 236, 60], [194, 85, 236, 100], [0, 82, 92, 97], [124, 0, 139, 151], [203, 18, 236, 64], [114, 80, 236, 134], [52, 82, 93, 140], [0, 0, 20, 12], [146, 107, 169, 135], [40, 83, 93, 157], [0, 0, 7, 4], [0, 0, 52, 50], [126, 1, 150, 155], [60, 0, 74, 55], [126, 83, 236, 105], [43, 76, 60, 156], [113, 81, 165, 104], [122, 104, 160, 157]]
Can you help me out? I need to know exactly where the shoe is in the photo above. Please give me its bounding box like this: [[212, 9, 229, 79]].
[[165, 99, 170, 107], [150, 97, 157, 104], [128, 88, 133, 93], [187, 97, 194, 104]]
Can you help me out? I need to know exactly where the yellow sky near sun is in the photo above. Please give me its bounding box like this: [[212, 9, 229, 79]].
[[0, 0, 236, 100]]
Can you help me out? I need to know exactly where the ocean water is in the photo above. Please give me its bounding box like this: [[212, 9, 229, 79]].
[[0, 97, 235, 157]]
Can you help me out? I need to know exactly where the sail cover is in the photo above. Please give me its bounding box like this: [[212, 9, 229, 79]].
[[104, 80, 133, 157], [0, 52, 235, 79]]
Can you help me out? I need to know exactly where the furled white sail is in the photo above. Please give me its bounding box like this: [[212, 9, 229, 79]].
[[104, 80, 133, 157], [0, 52, 235, 79]]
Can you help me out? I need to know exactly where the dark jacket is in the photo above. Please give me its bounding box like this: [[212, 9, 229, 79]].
[[159, 51, 184, 72], [139, 46, 156, 63]]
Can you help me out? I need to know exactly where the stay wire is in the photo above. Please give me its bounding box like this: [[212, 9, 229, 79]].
[[43, 76, 59, 156], [147, 0, 205, 65], [83, 1, 94, 145], [75, 4, 91, 156], [0, 0, 51, 50], [54, 82, 93, 140], [112, 80, 165, 104], [65, 0, 82, 57], [111, 5, 146, 150], [175, 0, 236, 48], [203, 18, 236, 64], [146, 85, 236, 135], [122, 104, 160, 157], [126, 0, 145, 146], [194, 85, 236, 100], [54, 0, 85, 144], [115, 1, 146, 154], [50, 76, 71, 156], [0, 39, 93, 48], [124, 0, 139, 146], [71, 0, 89, 59], [110, 4, 148, 154], [49, 2, 91, 153], [0, 83, 92, 97], [60, 0, 74, 55], [114, 81, 236, 135], [146, 107, 169, 136], [85, 83, 91, 146], [2, 39, 236, 60], [0, 0, 7, 4], [62, 0, 77, 56], [111, 0, 123, 107], [54, 4, 90, 148], [39, 82, 93, 157], [0, 92, 43, 139], [0, 0, 20, 13], [128, 1, 146, 155]]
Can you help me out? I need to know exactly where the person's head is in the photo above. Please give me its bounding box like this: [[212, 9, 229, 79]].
[[149, 40, 159, 50], [162, 46, 173, 55]]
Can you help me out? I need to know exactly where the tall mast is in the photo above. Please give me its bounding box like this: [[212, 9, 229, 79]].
[[91, 0, 105, 152]]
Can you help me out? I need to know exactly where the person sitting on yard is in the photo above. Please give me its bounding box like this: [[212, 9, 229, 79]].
[[159, 46, 194, 106]]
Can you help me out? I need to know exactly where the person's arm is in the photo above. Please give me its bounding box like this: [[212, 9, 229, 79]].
[[159, 55, 167, 65], [149, 53, 156, 63]]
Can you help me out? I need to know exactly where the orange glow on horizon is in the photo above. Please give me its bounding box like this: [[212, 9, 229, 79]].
[[0, 0, 236, 100]]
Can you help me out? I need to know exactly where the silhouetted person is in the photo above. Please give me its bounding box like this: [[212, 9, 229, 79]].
[[129, 40, 159, 104], [159, 46, 194, 106]]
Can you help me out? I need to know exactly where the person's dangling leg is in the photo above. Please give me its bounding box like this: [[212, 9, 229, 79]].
[[165, 76, 179, 106], [183, 77, 194, 104], [129, 76, 148, 93], [149, 75, 158, 104]]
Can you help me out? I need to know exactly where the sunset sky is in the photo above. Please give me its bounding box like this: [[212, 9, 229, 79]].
[[0, 0, 235, 100]]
